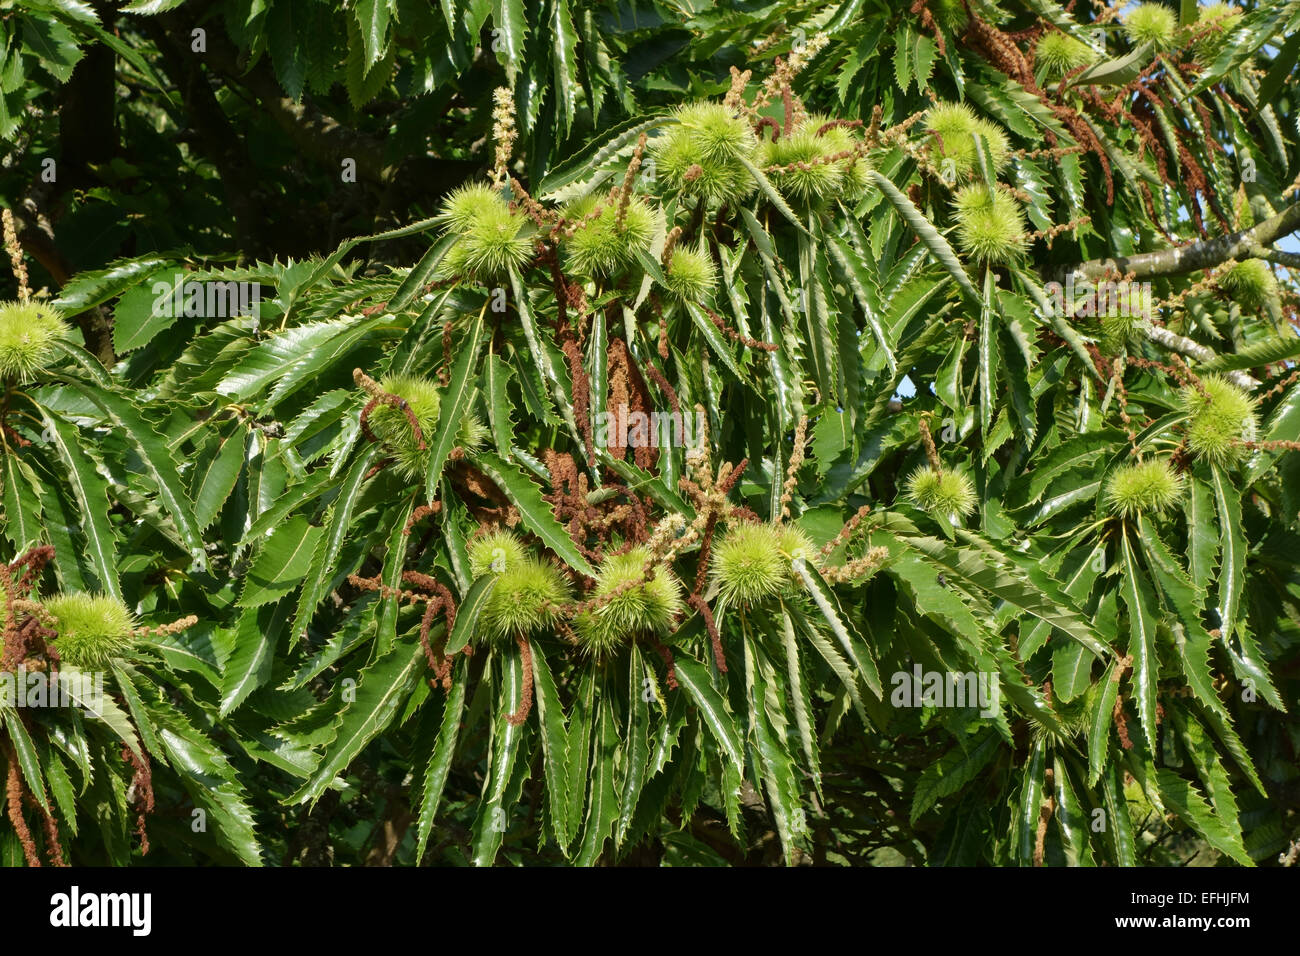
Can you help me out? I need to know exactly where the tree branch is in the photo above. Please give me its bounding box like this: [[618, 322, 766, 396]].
[[1247, 244, 1300, 269], [1065, 202, 1300, 282], [1143, 325, 1258, 390]]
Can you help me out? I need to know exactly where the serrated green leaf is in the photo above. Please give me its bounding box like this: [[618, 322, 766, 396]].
[[473, 645, 529, 865], [414, 658, 468, 862], [239, 516, 325, 609], [530, 641, 573, 849], [292, 445, 379, 641], [793, 561, 882, 698], [471, 451, 595, 576], [192, 423, 247, 530], [424, 314, 486, 499], [34, 410, 119, 600], [574, 677, 620, 865], [2, 451, 43, 552], [290, 631, 425, 807], [869, 169, 978, 302], [1155, 769, 1252, 865], [485, 352, 516, 459], [673, 655, 744, 772], [1120, 530, 1159, 755]]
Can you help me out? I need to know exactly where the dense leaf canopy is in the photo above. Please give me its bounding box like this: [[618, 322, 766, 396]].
[[1, 0, 1298, 866]]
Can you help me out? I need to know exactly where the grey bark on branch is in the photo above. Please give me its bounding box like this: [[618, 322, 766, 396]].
[[1063, 202, 1300, 282], [1248, 244, 1300, 269], [1055, 205, 1300, 390], [1144, 326, 1259, 390]]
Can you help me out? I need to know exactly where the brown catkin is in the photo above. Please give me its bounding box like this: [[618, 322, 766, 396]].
[[506, 637, 535, 726], [5, 753, 39, 866], [2, 209, 29, 301]]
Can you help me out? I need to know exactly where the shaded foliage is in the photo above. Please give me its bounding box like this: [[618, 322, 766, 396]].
[[1, 0, 1299, 866]]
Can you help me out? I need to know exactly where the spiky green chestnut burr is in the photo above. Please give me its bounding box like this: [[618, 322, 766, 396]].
[[906, 466, 978, 521], [1194, 3, 1241, 65], [563, 195, 657, 276], [45, 593, 136, 668], [1036, 32, 1097, 77], [1181, 374, 1257, 466], [0, 301, 67, 382], [1101, 311, 1150, 354], [757, 116, 868, 204], [760, 128, 842, 201], [457, 416, 490, 453], [930, 0, 968, 32], [436, 185, 532, 280], [1218, 259, 1278, 313], [926, 104, 1011, 182], [368, 374, 442, 480], [653, 103, 757, 204], [574, 546, 684, 656], [952, 185, 1028, 264], [777, 525, 817, 567], [712, 523, 794, 607], [478, 556, 570, 643], [1124, 3, 1179, 50], [674, 102, 754, 163], [663, 245, 717, 300], [1104, 459, 1185, 518], [437, 183, 509, 232], [468, 528, 528, 578]]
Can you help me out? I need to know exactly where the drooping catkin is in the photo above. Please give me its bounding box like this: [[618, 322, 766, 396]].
[[2, 209, 29, 301]]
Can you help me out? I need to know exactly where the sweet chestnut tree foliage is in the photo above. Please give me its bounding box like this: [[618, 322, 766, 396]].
[[2, 0, 1299, 866]]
